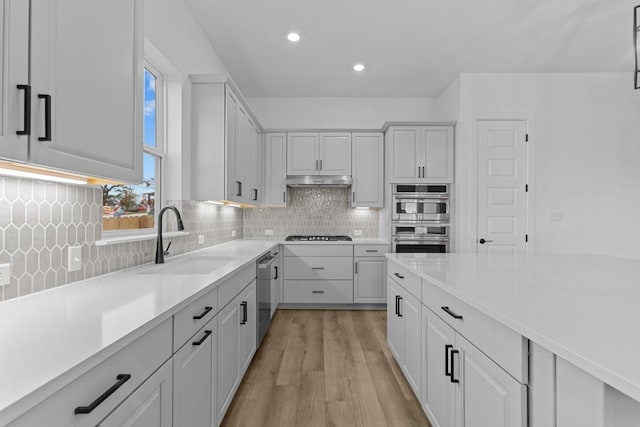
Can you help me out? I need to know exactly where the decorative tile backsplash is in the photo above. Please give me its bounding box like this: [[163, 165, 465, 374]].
[[0, 176, 243, 302], [243, 188, 379, 239]]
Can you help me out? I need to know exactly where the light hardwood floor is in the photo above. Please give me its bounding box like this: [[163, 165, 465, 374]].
[[221, 310, 431, 427]]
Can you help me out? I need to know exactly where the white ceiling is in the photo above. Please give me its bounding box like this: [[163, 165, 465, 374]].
[[184, 0, 638, 98]]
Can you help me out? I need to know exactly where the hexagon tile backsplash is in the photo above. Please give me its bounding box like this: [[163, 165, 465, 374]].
[[0, 176, 243, 302]]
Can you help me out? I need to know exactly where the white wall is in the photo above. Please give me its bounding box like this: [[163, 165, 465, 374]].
[[247, 97, 437, 129], [434, 78, 461, 122], [454, 73, 640, 258], [144, 0, 229, 201]]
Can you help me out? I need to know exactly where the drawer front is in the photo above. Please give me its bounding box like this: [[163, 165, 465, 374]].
[[387, 260, 421, 300], [354, 244, 388, 257], [284, 244, 353, 257], [284, 256, 353, 280], [173, 287, 218, 352], [10, 319, 172, 427], [422, 280, 527, 383], [217, 263, 256, 312], [284, 280, 353, 303]]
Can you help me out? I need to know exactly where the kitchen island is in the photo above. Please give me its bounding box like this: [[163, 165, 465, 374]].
[[387, 252, 640, 426]]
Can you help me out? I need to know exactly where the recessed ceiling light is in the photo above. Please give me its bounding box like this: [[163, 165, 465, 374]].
[[287, 32, 300, 42], [353, 63, 365, 72]]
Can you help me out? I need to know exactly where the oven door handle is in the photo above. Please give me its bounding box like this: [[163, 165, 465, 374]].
[[393, 237, 450, 243]]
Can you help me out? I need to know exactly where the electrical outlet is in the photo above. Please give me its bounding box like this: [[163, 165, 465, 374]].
[[68, 246, 82, 272], [265, 229, 273, 236], [353, 229, 363, 236], [198, 235, 205, 245], [231, 230, 237, 237], [0, 264, 10, 286]]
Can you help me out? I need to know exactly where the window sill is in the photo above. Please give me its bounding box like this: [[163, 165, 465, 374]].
[[95, 231, 190, 246]]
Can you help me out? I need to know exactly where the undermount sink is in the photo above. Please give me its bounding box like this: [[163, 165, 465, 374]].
[[138, 255, 237, 275]]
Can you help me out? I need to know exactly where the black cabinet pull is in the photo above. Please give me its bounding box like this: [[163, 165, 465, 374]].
[[450, 349, 460, 383], [253, 189, 258, 201], [273, 266, 278, 280], [312, 290, 325, 294], [445, 344, 453, 377], [192, 329, 212, 346], [479, 238, 493, 244], [38, 94, 52, 141], [16, 84, 31, 135], [311, 267, 325, 270], [365, 250, 378, 253], [236, 181, 242, 197], [395, 295, 403, 317], [394, 272, 405, 279], [355, 261, 358, 274], [240, 301, 248, 324], [441, 306, 463, 320], [193, 306, 212, 320], [353, 192, 355, 202], [74, 374, 131, 414]]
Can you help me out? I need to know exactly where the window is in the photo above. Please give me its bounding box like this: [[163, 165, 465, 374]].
[[102, 61, 164, 232]]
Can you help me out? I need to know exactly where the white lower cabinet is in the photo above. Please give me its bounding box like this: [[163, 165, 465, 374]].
[[422, 304, 526, 427], [98, 359, 173, 427], [354, 245, 388, 304], [217, 279, 257, 422], [173, 317, 218, 427], [387, 275, 422, 399]]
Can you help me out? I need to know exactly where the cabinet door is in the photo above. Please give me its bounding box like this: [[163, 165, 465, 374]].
[[217, 299, 240, 419], [225, 88, 239, 202], [233, 106, 252, 203], [387, 278, 404, 362], [247, 121, 261, 204], [403, 290, 422, 399], [351, 133, 383, 208], [29, 0, 143, 182], [239, 280, 257, 374], [354, 257, 386, 303], [264, 133, 287, 207], [97, 359, 173, 427], [318, 132, 351, 175], [389, 127, 421, 182], [0, 0, 29, 161], [287, 132, 318, 175], [173, 321, 216, 427], [423, 307, 457, 427], [456, 334, 526, 427], [423, 127, 454, 183]]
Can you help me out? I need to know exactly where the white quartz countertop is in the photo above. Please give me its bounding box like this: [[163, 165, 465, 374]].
[[386, 253, 640, 403], [278, 238, 389, 245], [0, 240, 278, 424]]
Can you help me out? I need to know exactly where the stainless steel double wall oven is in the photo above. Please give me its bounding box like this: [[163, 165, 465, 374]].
[[391, 184, 450, 253]]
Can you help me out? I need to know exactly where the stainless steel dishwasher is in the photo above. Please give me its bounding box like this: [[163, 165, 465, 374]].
[[257, 253, 277, 347]]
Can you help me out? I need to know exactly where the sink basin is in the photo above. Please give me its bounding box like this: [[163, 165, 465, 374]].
[[138, 255, 237, 275]]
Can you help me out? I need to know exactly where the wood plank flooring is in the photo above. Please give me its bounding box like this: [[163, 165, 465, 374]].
[[221, 310, 431, 427]]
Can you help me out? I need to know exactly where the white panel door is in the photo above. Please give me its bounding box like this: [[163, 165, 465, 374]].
[[387, 279, 404, 362], [225, 89, 239, 202], [477, 120, 528, 254], [352, 132, 384, 207], [29, 0, 143, 182], [264, 133, 287, 207], [287, 132, 318, 175], [424, 127, 454, 182], [318, 132, 351, 175], [457, 334, 526, 427], [424, 307, 456, 427], [389, 127, 421, 182], [98, 359, 173, 427], [248, 121, 260, 204], [233, 106, 251, 203], [0, 0, 29, 162], [238, 281, 257, 374], [354, 257, 386, 303]]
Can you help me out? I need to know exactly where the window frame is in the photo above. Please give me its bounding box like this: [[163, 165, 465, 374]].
[[102, 58, 166, 237]]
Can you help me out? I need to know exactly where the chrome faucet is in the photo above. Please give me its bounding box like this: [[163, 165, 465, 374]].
[[155, 205, 185, 264]]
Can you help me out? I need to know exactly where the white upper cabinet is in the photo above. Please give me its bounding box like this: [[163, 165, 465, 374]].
[[0, 0, 29, 162], [189, 77, 262, 205], [0, 0, 143, 182], [29, 0, 143, 182], [351, 132, 383, 208], [264, 133, 287, 207], [287, 132, 351, 176], [388, 125, 454, 183]]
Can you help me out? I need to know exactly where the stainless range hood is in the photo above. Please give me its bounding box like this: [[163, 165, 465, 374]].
[[285, 175, 353, 187]]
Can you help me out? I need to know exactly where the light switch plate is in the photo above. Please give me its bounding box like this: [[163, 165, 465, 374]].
[[198, 235, 205, 245], [265, 229, 273, 236], [231, 230, 237, 237], [68, 246, 82, 272], [353, 229, 363, 236], [0, 264, 10, 286]]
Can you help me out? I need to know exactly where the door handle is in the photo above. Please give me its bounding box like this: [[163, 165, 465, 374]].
[[193, 306, 213, 320], [441, 306, 463, 320], [312, 290, 325, 294], [16, 84, 31, 135], [478, 238, 493, 244], [74, 374, 131, 414], [273, 266, 278, 280], [450, 349, 460, 383], [394, 272, 404, 279], [395, 295, 403, 317], [192, 330, 212, 346], [355, 261, 358, 274], [38, 94, 52, 141], [236, 181, 242, 197], [253, 188, 258, 201], [240, 301, 248, 325], [417, 166, 421, 178], [320, 159, 323, 170], [311, 267, 325, 270], [316, 159, 319, 170], [445, 344, 453, 378]]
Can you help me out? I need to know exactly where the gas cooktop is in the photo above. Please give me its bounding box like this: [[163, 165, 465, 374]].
[[285, 235, 353, 242]]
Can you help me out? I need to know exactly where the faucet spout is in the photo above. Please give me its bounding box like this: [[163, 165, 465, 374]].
[[155, 205, 185, 264]]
